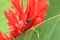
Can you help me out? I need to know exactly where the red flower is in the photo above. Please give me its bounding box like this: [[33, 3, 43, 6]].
[[4, 0, 48, 39], [0, 31, 9, 40]]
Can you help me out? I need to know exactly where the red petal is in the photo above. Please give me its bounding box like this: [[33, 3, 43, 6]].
[[10, 0, 23, 14], [8, 23, 16, 31], [4, 11, 18, 24], [26, 0, 35, 19], [20, 13, 27, 23], [10, 0, 23, 19], [37, 3, 49, 19], [15, 21, 24, 34], [32, 17, 42, 26], [32, 3, 48, 26], [0, 31, 5, 40], [9, 29, 19, 38], [34, 0, 47, 18], [8, 6, 17, 19], [4, 33, 10, 40]]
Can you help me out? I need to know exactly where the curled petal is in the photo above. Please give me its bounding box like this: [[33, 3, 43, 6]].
[[10, 0, 24, 20], [4, 11, 18, 24], [8, 6, 17, 19], [10, 0, 23, 14]]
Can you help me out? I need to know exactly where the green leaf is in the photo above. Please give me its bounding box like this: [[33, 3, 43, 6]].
[[45, 0, 60, 19], [16, 14, 60, 40]]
